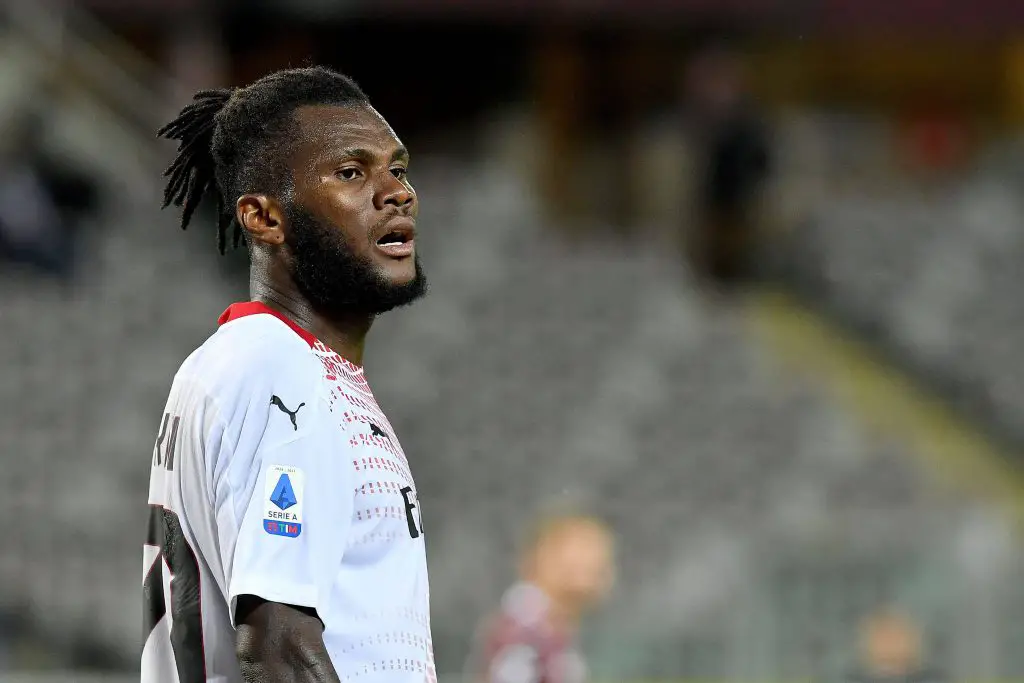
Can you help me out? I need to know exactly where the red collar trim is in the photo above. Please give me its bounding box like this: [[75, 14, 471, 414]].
[[218, 301, 318, 348]]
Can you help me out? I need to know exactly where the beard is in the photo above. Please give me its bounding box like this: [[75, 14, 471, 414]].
[[284, 202, 427, 318]]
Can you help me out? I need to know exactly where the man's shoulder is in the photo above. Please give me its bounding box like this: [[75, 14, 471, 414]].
[[177, 312, 324, 402], [482, 584, 560, 652]]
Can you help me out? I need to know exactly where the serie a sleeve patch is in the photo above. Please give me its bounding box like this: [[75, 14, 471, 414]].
[[263, 465, 305, 538]]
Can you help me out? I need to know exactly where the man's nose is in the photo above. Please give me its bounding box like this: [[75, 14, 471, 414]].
[[377, 177, 415, 211]]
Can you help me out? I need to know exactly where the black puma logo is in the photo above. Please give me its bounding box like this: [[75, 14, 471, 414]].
[[270, 395, 305, 431], [369, 423, 390, 440]]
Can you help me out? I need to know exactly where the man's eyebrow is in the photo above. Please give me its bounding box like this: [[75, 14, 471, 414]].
[[324, 146, 409, 164], [334, 147, 375, 163], [390, 146, 409, 164]]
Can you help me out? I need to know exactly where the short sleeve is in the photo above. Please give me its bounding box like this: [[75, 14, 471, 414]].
[[204, 352, 351, 625]]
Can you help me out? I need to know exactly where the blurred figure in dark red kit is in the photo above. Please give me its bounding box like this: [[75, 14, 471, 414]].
[[465, 513, 615, 683], [682, 38, 772, 293], [846, 607, 946, 683]]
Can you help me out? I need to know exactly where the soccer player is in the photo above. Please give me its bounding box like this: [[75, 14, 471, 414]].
[[847, 608, 946, 683], [466, 514, 615, 683], [141, 67, 433, 683]]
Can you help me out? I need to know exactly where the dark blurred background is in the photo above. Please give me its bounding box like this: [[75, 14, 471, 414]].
[[4, 0, 1024, 681]]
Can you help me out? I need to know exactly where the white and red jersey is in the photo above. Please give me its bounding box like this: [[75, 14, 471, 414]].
[[467, 584, 587, 683], [141, 301, 435, 683]]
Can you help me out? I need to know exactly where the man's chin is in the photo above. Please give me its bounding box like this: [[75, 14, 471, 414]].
[[379, 268, 429, 312], [377, 256, 419, 286], [382, 256, 428, 303]]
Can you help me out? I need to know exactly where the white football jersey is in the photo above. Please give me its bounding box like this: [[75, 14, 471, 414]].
[[141, 302, 435, 683]]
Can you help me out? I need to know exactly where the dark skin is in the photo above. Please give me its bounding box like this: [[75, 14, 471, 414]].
[[232, 104, 417, 680], [235, 597, 339, 682], [237, 103, 417, 365]]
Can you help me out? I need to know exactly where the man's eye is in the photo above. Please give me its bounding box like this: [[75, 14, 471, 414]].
[[391, 167, 408, 180], [336, 168, 362, 180]]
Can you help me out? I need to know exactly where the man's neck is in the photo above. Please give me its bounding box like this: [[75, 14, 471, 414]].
[[250, 280, 372, 366]]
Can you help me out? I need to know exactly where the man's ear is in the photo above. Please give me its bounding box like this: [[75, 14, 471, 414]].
[[237, 194, 285, 246]]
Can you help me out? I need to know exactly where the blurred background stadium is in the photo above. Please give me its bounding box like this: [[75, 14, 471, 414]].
[[4, 0, 1024, 681]]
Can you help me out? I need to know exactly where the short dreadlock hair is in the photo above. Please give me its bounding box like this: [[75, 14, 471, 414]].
[[158, 66, 369, 254]]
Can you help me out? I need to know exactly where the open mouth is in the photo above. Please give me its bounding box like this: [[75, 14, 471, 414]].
[[374, 223, 415, 258], [376, 229, 411, 247]]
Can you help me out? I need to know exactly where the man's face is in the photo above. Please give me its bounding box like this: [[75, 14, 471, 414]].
[[539, 522, 615, 610], [283, 103, 426, 317], [862, 613, 921, 676]]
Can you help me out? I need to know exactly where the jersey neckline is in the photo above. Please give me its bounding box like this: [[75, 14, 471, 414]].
[[218, 301, 318, 348]]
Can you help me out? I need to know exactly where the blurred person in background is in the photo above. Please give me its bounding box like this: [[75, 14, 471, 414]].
[[0, 104, 100, 281], [143, 66, 431, 683], [846, 607, 946, 683], [465, 513, 615, 683], [681, 38, 772, 293]]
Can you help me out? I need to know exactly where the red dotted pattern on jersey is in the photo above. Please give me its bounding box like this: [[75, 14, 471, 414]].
[[356, 481, 404, 496], [347, 659, 428, 678], [335, 388, 379, 415], [338, 631, 431, 655], [343, 606, 431, 630], [341, 410, 410, 467], [356, 432, 409, 468], [316, 349, 411, 474], [354, 505, 406, 522], [314, 346, 433, 680], [348, 530, 405, 546], [316, 346, 369, 388], [352, 456, 414, 484], [343, 607, 431, 629]]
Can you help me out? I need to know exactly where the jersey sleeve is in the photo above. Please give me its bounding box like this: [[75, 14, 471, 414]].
[[202, 346, 351, 625]]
